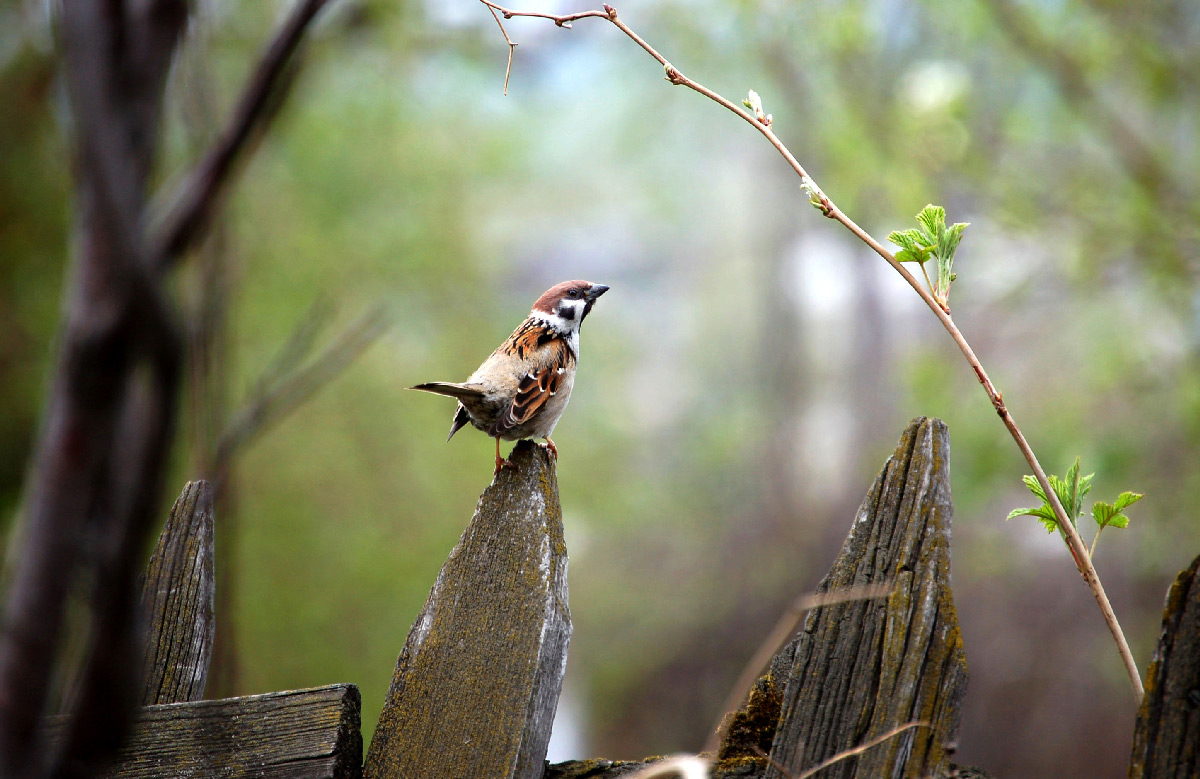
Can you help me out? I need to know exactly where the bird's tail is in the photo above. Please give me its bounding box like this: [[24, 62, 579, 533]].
[[409, 381, 486, 401], [447, 405, 471, 441]]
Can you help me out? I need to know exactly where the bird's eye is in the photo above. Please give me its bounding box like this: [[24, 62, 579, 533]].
[[568, 288, 581, 299]]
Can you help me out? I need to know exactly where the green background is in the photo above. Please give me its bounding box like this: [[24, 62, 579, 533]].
[[3, 1, 1198, 776]]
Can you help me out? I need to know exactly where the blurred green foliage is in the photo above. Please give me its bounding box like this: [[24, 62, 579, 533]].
[[3, 1, 1199, 776]]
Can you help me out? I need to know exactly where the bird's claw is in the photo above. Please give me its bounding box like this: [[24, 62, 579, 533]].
[[493, 438, 516, 476], [493, 453, 517, 475], [539, 437, 558, 458]]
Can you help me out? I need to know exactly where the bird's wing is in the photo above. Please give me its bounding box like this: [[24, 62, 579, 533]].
[[489, 336, 574, 438]]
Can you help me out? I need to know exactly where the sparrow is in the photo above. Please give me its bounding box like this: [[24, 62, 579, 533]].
[[411, 280, 609, 474]]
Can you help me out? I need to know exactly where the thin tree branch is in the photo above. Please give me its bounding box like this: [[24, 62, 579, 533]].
[[484, 6, 516, 96], [794, 721, 929, 779], [252, 297, 338, 399], [704, 584, 894, 755], [211, 304, 390, 490], [151, 0, 332, 268], [476, 2, 1144, 704], [751, 746, 797, 779], [478, 1, 610, 27]]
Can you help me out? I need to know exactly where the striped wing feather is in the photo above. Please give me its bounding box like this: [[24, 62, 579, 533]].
[[489, 334, 574, 438]]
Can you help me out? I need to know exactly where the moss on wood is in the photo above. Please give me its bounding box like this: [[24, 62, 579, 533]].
[[364, 441, 571, 779], [1129, 553, 1200, 777]]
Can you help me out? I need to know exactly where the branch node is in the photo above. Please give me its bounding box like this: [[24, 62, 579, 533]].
[[603, 3, 617, 19], [801, 176, 834, 216], [744, 89, 772, 126]]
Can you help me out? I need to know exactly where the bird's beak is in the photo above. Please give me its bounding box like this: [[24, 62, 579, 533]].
[[586, 284, 610, 301]]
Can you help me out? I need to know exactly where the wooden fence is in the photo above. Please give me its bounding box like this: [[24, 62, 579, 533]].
[[76, 418, 1198, 778]]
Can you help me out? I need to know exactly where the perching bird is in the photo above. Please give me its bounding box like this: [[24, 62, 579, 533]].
[[410, 280, 609, 474]]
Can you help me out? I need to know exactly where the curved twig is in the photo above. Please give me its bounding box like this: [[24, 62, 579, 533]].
[[475, 1, 1144, 704]]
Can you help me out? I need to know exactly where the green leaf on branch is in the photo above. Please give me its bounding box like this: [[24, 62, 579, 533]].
[[1009, 459, 1143, 554], [1006, 503, 1059, 534], [800, 176, 830, 215], [886, 204, 969, 309], [1092, 491, 1142, 531], [1009, 457, 1092, 535], [1021, 473, 1047, 502], [917, 204, 946, 239], [886, 228, 933, 264], [1048, 457, 1093, 524]]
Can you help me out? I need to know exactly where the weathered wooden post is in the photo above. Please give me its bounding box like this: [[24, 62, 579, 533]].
[[365, 440, 572, 779], [69, 419, 989, 778], [84, 685, 363, 779], [1129, 553, 1200, 777], [760, 416, 966, 778], [140, 480, 216, 705], [61, 480, 364, 778], [549, 417, 970, 779]]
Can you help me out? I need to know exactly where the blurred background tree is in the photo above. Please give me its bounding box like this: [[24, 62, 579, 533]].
[[2, 0, 1197, 776]]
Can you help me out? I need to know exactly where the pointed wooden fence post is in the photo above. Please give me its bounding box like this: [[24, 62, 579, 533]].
[[549, 418, 971, 779], [759, 416, 967, 778], [140, 480, 216, 706], [1129, 553, 1200, 777], [365, 440, 572, 779], [47, 479, 362, 778]]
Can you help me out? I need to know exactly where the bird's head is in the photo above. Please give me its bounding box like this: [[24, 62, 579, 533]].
[[531, 280, 610, 334]]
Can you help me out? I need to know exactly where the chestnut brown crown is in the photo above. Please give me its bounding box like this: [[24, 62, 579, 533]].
[[531, 280, 607, 311], [530, 280, 609, 328]]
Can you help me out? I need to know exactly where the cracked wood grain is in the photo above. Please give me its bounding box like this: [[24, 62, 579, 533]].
[[764, 417, 966, 779], [140, 480, 216, 706]]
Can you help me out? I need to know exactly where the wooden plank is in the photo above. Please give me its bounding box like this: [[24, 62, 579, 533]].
[[49, 684, 363, 779], [364, 440, 571, 779], [761, 417, 967, 778], [141, 480, 216, 705], [1129, 553, 1200, 777]]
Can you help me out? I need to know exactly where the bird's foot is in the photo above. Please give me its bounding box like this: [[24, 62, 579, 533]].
[[540, 437, 559, 458], [493, 439, 517, 475]]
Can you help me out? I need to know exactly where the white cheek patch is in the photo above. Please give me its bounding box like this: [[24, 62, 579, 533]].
[[529, 304, 584, 357], [530, 310, 576, 334], [555, 299, 587, 322]]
